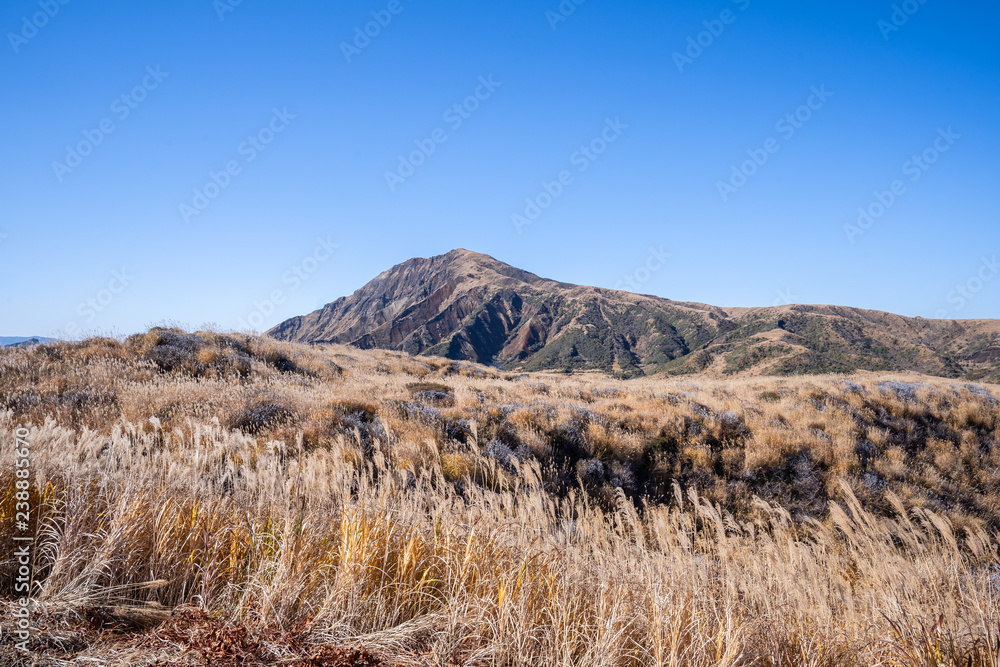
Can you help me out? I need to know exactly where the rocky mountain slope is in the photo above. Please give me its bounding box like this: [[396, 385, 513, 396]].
[[268, 249, 1000, 380]]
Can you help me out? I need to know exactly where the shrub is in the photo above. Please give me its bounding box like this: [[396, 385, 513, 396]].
[[226, 395, 296, 435]]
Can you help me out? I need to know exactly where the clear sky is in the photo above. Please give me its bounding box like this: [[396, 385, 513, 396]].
[[2, 0, 998, 338]]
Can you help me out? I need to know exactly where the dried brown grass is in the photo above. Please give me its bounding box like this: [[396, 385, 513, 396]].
[[0, 330, 998, 665]]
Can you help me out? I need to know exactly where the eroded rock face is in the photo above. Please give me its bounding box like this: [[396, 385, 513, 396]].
[[267, 249, 721, 375], [268, 249, 1000, 380]]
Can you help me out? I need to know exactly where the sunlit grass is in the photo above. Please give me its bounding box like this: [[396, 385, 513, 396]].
[[0, 330, 998, 664]]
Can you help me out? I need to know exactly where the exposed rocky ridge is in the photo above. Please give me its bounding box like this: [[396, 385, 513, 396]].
[[267, 249, 1000, 380]]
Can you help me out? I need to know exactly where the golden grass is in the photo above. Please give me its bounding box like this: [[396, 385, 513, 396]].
[[0, 330, 998, 664]]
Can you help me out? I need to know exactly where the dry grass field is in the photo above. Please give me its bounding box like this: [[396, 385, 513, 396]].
[[0, 328, 998, 665]]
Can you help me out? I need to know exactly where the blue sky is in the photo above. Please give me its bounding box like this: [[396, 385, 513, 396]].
[[1, 0, 998, 338]]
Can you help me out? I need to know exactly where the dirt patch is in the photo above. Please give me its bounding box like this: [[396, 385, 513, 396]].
[[0, 605, 390, 667], [149, 608, 388, 666]]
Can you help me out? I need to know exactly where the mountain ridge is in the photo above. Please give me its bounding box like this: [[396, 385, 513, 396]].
[[1, 336, 55, 348], [267, 249, 1000, 380]]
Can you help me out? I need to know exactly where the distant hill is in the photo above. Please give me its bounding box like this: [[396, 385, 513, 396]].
[[268, 249, 1000, 380], [1, 336, 55, 348]]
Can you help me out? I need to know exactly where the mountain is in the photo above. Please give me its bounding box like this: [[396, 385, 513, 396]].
[[267, 249, 1000, 380], [1, 336, 54, 348]]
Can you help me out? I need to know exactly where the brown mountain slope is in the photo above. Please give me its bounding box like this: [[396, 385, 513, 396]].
[[267, 249, 1000, 380]]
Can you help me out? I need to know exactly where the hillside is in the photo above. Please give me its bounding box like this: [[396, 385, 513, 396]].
[[2, 330, 998, 527], [268, 249, 1000, 381], [1, 331, 999, 665]]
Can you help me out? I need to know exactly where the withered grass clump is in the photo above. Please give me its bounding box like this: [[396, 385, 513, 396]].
[[0, 330, 998, 665]]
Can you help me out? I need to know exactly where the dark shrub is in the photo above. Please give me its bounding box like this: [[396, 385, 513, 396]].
[[406, 382, 455, 407], [226, 396, 296, 435]]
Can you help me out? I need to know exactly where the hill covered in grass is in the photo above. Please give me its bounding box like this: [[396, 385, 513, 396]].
[[2, 328, 999, 527], [267, 249, 1000, 381], [1, 329, 999, 664]]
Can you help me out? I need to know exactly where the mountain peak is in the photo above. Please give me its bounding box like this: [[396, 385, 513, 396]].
[[441, 247, 489, 260], [380, 248, 548, 289]]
